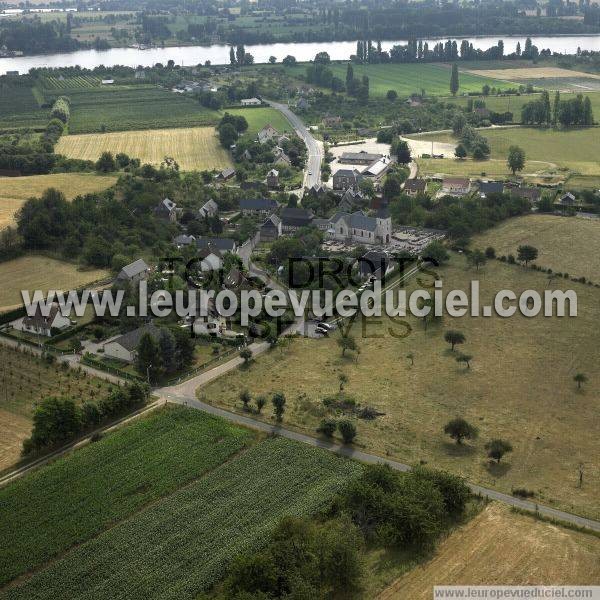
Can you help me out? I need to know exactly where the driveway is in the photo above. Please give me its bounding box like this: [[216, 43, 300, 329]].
[[268, 101, 323, 189]]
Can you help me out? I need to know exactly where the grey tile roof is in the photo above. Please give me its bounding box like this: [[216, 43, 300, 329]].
[[196, 237, 236, 252], [118, 258, 149, 279], [240, 198, 278, 211], [110, 323, 161, 352]]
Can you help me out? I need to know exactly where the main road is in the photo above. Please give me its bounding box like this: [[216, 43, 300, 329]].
[[268, 100, 322, 189]]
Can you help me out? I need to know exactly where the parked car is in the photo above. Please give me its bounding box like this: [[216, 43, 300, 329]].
[[315, 325, 329, 336], [316, 321, 333, 330]]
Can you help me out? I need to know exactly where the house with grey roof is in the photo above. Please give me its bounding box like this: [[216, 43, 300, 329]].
[[196, 237, 237, 253], [260, 214, 282, 242], [239, 198, 278, 216], [215, 167, 236, 182], [257, 124, 280, 144], [13, 302, 71, 337], [333, 168, 362, 191], [339, 151, 383, 165], [116, 259, 150, 283], [103, 323, 161, 363], [154, 198, 177, 222], [198, 199, 218, 218], [280, 207, 314, 232]]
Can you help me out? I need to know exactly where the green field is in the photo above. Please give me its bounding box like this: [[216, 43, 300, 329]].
[[0, 85, 48, 129], [411, 126, 600, 178], [1, 419, 360, 598], [225, 106, 293, 136], [285, 62, 510, 97], [447, 90, 600, 124], [0, 407, 254, 587], [41, 85, 222, 134]]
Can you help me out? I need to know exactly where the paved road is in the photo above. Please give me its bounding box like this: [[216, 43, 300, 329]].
[[268, 100, 322, 189], [160, 393, 600, 533]]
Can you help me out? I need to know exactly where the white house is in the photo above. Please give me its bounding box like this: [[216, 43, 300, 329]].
[[241, 97, 262, 106], [198, 246, 223, 272], [257, 124, 280, 144], [103, 323, 161, 363], [13, 302, 71, 337]]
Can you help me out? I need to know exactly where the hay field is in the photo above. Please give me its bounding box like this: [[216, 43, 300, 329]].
[[474, 214, 600, 283], [56, 127, 232, 171], [200, 255, 600, 520], [379, 504, 600, 599], [467, 66, 600, 81], [0, 173, 117, 229], [0, 255, 108, 311]]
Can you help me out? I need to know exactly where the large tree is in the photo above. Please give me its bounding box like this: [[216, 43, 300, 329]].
[[485, 439, 513, 463], [444, 417, 478, 444], [272, 392, 286, 422], [136, 332, 161, 383], [444, 330, 465, 351], [507, 145, 525, 175], [450, 63, 459, 96], [517, 244, 538, 266]]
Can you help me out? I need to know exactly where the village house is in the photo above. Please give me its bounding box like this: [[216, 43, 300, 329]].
[[198, 199, 218, 219], [103, 323, 161, 363], [13, 302, 71, 337], [511, 186, 541, 204], [215, 167, 236, 182], [154, 198, 178, 222], [240, 97, 262, 106], [441, 177, 471, 196], [333, 168, 362, 191], [260, 214, 282, 242], [338, 187, 367, 212], [239, 198, 278, 216], [257, 124, 281, 144], [272, 146, 292, 167], [196, 237, 237, 254], [322, 115, 342, 128], [198, 246, 223, 272], [173, 234, 196, 248], [555, 192, 578, 209], [266, 169, 280, 189], [403, 178, 427, 196], [338, 151, 383, 166], [280, 207, 314, 233], [328, 208, 392, 245], [478, 181, 504, 198], [116, 258, 150, 284]]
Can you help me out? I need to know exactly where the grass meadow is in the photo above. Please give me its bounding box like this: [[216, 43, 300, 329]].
[[473, 214, 600, 283], [0, 345, 116, 472], [0, 255, 109, 311], [411, 126, 600, 179], [0, 173, 116, 229], [56, 126, 232, 171], [0, 414, 360, 598], [225, 106, 293, 136], [379, 503, 600, 599], [199, 254, 600, 520], [284, 62, 509, 97]]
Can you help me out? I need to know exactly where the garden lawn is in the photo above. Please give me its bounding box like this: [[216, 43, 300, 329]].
[[224, 106, 293, 136], [0, 406, 255, 587], [198, 255, 600, 521], [1, 436, 361, 599]]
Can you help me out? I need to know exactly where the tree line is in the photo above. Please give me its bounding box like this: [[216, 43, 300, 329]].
[[521, 91, 594, 126]]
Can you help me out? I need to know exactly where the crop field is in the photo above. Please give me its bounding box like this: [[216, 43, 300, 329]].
[[0, 345, 116, 473], [0, 85, 48, 129], [42, 85, 222, 133], [0, 173, 116, 229], [473, 214, 600, 283], [1, 434, 361, 598], [0, 255, 109, 312], [379, 503, 600, 599], [200, 254, 600, 521], [56, 126, 232, 171], [224, 106, 293, 136], [285, 62, 509, 97], [41, 74, 102, 89], [0, 406, 255, 587]]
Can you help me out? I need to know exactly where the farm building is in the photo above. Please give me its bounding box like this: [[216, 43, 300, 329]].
[[215, 167, 236, 182], [478, 181, 504, 198], [266, 169, 279, 189], [239, 198, 278, 216], [339, 151, 383, 166], [116, 259, 150, 283], [280, 207, 314, 233], [403, 178, 427, 196], [240, 97, 262, 106], [196, 237, 237, 253], [260, 214, 282, 242], [511, 186, 541, 203]]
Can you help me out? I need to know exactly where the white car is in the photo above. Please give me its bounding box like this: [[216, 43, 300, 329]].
[[316, 321, 333, 330]]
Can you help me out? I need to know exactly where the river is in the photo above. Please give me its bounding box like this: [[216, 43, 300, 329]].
[[1, 35, 600, 75]]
